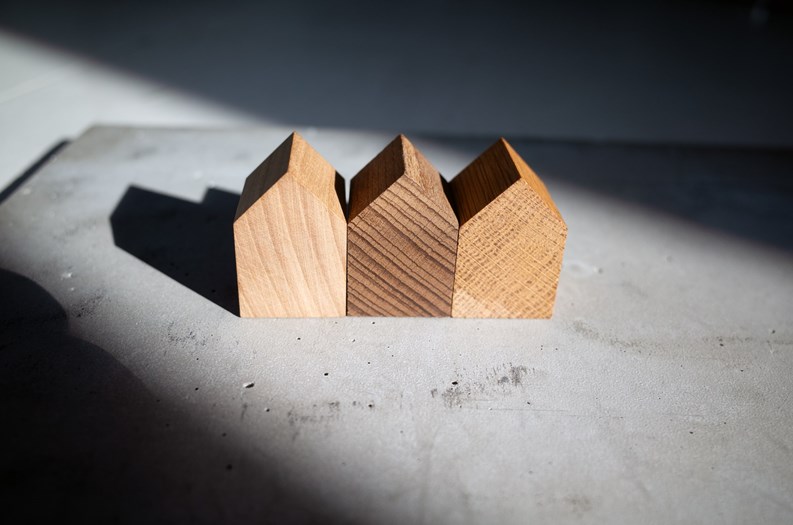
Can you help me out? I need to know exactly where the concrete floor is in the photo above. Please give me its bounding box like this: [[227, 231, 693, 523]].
[[2, 2, 793, 523], [1, 126, 791, 523]]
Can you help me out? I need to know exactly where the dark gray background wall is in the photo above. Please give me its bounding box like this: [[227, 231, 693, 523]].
[[3, 0, 792, 147]]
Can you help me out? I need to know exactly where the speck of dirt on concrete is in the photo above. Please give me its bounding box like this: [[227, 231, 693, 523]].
[[452, 381, 458, 386], [297, 337, 301, 341], [194, 387, 199, 391], [243, 382, 255, 388], [324, 372, 329, 376], [689, 431, 694, 435]]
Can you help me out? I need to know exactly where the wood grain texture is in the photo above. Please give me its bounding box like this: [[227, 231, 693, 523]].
[[234, 132, 346, 317], [450, 138, 567, 318], [347, 135, 458, 317]]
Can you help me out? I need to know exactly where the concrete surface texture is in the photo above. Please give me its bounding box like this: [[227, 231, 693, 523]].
[[1, 126, 791, 524]]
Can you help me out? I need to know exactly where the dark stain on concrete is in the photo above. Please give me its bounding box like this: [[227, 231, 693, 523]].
[[433, 363, 542, 408], [73, 292, 105, 319], [564, 494, 593, 516]]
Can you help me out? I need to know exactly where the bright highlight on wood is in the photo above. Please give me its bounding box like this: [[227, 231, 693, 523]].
[[233, 132, 346, 318], [233, 133, 566, 319], [346, 135, 458, 317], [449, 138, 567, 318]]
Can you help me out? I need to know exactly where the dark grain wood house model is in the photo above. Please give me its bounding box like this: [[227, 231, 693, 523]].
[[346, 135, 458, 317]]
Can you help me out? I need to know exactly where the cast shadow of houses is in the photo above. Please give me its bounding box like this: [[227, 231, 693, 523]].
[[110, 186, 239, 315]]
